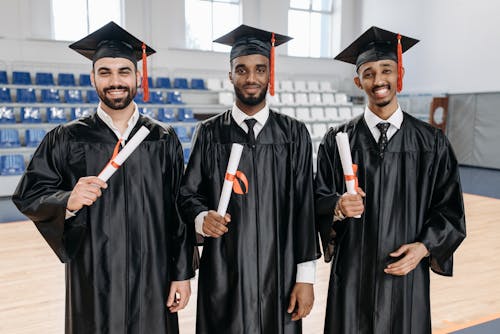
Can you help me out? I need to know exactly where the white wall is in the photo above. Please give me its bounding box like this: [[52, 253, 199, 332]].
[[0, 0, 357, 91], [358, 0, 500, 94]]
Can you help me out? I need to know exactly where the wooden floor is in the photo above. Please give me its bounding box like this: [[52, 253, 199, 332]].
[[1, 193, 499, 334]]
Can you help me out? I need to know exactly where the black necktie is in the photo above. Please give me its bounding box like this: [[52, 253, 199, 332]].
[[376, 122, 391, 157], [244, 118, 257, 146]]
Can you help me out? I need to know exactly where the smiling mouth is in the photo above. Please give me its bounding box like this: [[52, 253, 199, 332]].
[[373, 86, 390, 98]]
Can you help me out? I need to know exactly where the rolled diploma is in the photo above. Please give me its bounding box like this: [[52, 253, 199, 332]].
[[216, 143, 244, 216], [335, 132, 361, 218], [98, 126, 150, 182]]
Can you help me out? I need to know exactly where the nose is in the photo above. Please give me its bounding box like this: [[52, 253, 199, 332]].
[[245, 70, 257, 83]]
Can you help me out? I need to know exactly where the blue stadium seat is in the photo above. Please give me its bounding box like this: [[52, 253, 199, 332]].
[[178, 108, 197, 122], [35, 72, 55, 86], [20, 107, 42, 123], [47, 107, 67, 123], [134, 91, 146, 103], [86, 90, 99, 103], [25, 128, 47, 147], [0, 129, 21, 147], [0, 87, 11, 102], [147, 77, 153, 88], [12, 71, 32, 85], [167, 91, 183, 104], [71, 107, 94, 120], [173, 126, 190, 142], [0, 70, 8, 84], [190, 78, 206, 90], [64, 89, 83, 103], [156, 77, 171, 89], [58, 73, 76, 86], [79, 74, 92, 86], [41, 89, 61, 103], [183, 148, 191, 164], [16, 88, 37, 103], [150, 91, 165, 104], [0, 107, 16, 123], [158, 108, 176, 122], [139, 107, 156, 119], [0, 154, 25, 175], [173, 78, 189, 89]]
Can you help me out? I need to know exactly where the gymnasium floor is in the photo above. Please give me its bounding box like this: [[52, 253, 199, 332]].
[[0, 193, 499, 333]]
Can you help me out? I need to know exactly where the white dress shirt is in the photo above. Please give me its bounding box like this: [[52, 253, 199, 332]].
[[195, 103, 317, 283], [363, 105, 403, 142]]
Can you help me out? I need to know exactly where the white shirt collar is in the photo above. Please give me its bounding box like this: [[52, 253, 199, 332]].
[[364, 105, 403, 130], [96, 102, 140, 145], [231, 102, 269, 129]]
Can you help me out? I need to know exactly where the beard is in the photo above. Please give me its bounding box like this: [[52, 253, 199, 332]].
[[372, 84, 394, 108], [233, 84, 268, 106], [97, 85, 136, 110]]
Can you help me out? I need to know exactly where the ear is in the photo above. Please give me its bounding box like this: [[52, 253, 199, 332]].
[[354, 76, 362, 90], [136, 70, 141, 87], [400, 66, 405, 80], [228, 71, 233, 84], [90, 71, 95, 87]]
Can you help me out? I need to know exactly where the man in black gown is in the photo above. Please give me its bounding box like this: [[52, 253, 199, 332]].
[[178, 25, 320, 334], [12, 22, 196, 334], [315, 26, 466, 334]]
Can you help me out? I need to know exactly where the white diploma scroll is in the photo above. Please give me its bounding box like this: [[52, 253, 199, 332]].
[[335, 132, 361, 218], [98, 126, 150, 182], [216, 143, 244, 216]]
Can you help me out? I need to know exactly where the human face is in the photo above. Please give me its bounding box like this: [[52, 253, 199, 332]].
[[229, 54, 269, 113], [354, 59, 403, 115], [91, 57, 139, 111]]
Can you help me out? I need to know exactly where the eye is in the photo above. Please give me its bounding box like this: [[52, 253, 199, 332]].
[[236, 68, 246, 74]]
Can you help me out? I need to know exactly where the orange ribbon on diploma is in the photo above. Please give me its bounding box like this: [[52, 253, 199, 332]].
[[217, 143, 246, 216]]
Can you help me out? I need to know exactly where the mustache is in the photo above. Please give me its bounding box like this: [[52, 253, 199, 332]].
[[103, 85, 130, 92]]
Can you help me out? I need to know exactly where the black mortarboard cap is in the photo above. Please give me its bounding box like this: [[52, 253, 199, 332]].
[[213, 24, 292, 96], [334, 26, 419, 92], [69, 21, 155, 102]]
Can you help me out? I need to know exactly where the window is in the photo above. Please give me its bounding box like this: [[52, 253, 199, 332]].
[[288, 0, 335, 58], [51, 0, 122, 41], [185, 0, 241, 52]]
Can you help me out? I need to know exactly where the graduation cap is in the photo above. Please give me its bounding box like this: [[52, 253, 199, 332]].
[[214, 24, 292, 96], [69, 21, 155, 102], [334, 26, 419, 92]]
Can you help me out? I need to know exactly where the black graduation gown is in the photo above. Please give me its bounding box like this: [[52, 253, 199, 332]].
[[12, 114, 196, 334], [178, 110, 320, 334], [315, 113, 466, 334]]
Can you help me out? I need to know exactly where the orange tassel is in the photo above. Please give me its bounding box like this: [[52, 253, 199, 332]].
[[141, 42, 149, 102], [397, 34, 403, 93], [269, 33, 276, 96]]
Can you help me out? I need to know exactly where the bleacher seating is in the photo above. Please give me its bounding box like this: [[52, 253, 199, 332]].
[[280, 92, 294, 105], [58, 73, 76, 86], [294, 80, 307, 92], [167, 91, 183, 104], [25, 129, 47, 147], [190, 78, 206, 90], [221, 79, 233, 91], [64, 89, 84, 103], [218, 92, 233, 105], [279, 80, 294, 92], [86, 90, 99, 103], [156, 77, 171, 89], [150, 91, 165, 104], [320, 81, 335, 92], [35, 72, 55, 86], [71, 107, 94, 120], [335, 93, 349, 104], [206, 78, 222, 91], [312, 123, 328, 139], [12, 71, 32, 85], [20, 107, 42, 123], [0, 71, 8, 84], [173, 78, 189, 89], [307, 81, 320, 92], [324, 107, 340, 121], [338, 107, 352, 119], [16, 88, 36, 103], [0, 129, 21, 147], [79, 74, 92, 86], [322, 93, 335, 105], [173, 126, 190, 142], [41, 88, 61, 103], [296, 107, 312, 121], [280, 107, 295, 118], [310, 107, 325, 121], [308, 93, 322, 105], [0, 107, 15, 123], [158, 108, 176, 122], [178, 108, 196, 122], [0, 154, 25, 175], [295, 93, 309, 105], [47, 107, 67, 123], [183, 148, 191, 164], [140, 107, 156, 119], [0, 88, 12, 102]]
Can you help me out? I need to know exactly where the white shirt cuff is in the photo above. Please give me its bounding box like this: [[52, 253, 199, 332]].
[[195, 211, 209, 237], [296, 260, 316, 284], [65, 209, 76, 220]]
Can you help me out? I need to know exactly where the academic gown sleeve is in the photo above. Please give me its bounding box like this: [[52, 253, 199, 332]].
[[314, 127, 345, 263], [165, 126, 199, 280], [12, 125, 85, 263], [293, 122, 322, 263], [178, 122, 211, 244], [417, 131, 466, 276]]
